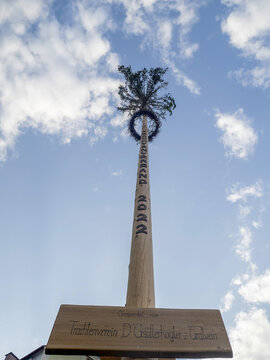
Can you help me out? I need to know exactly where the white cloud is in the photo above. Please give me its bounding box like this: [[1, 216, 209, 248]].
[[111, 0, 203, 94], [236, 226, 252, 263], [222, 177, 270, 358], [0, 0, 121, 162], [225, 180, 264, 273], [121, 0, 150, 35], [121, 127, 129, 138], [238, 269, 270, 304], [221, 0, 270, 88], [110, 113, 128, 128], [164, 57, 200, 95], [252, 220, 262, 229], [173, 0, 200, 59], [238, 205, 251, 219], [215, 108, 258, 159], [90, 125, 108, 145], [220, 290, 235, 312], [0, 0, 46, 33], [225, 181, 264, 272], [0, 0, 206, 162], [230, 307, 270, 360], [227, 181, 263, 203], [157, 21, 172, 49], [232, 273, 249, 286], [112, 170, 123, 176]]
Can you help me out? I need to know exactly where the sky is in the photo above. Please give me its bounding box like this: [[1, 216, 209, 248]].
[[1, 0, 270, 359]]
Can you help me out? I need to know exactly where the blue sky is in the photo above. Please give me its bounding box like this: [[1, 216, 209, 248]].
[[1, 0, 270, 359]]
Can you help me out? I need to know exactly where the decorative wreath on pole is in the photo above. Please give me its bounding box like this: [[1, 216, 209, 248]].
[[128, 109, 161, 142], [117, 65, 176, 142]]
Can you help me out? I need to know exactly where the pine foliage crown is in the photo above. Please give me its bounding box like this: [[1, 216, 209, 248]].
[[117, 65, 176, 119]]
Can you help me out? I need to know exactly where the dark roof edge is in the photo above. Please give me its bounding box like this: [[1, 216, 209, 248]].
[[20, 346, 45, 360], [5, 353, 19, 360]]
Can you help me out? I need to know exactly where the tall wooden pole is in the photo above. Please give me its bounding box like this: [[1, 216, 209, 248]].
[[106, 115, 156, 360], [126, 114, 155, 308]]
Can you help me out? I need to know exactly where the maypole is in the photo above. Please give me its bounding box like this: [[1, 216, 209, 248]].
[[116, 65, 176, 311], [126, 114, 155, 308], [46, 65, 232, 359]]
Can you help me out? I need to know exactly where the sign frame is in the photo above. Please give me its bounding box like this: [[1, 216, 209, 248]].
[[46, 305, 232, 358]]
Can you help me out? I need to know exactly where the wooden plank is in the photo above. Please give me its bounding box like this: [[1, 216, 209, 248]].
[[45, 305, 232, 358]]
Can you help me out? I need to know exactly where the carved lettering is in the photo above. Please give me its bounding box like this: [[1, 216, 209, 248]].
[[139, 173, 147, 179], [70, 321, 118, 337], [137, 213, 147, 222], [138, 195, 147, 202], [68, 320, 220, 343], [137, 204, 147, 211], [189, 326, 218, 341], [136, 224, 148, 234], [121, 323, 131, 337], [139, 179, 147, 184]]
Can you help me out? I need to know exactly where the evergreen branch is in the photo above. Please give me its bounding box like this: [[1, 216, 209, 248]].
[[117, 65, 176, 134]]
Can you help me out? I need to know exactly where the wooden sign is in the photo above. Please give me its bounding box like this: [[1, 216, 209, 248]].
[[46, 305, 232, 358]]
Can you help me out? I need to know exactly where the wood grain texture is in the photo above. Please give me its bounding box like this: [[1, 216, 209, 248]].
[[123, 115, 155, 360], [126, 116, 155, 308], [46, 305, 232, 358]]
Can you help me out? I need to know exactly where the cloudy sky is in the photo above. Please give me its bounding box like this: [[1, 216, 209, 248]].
[[1, 0, 270, 359]]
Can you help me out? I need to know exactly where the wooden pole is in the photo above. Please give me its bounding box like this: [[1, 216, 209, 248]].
[[102, 116, 175, 360], [125, 114, 155, 308], [103, 115, 155, 360], [122, 115, 156, 360]]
